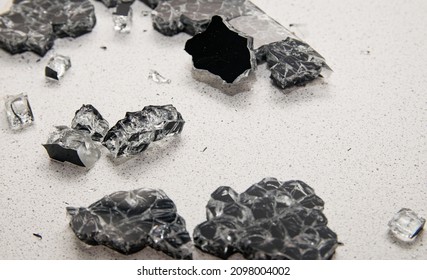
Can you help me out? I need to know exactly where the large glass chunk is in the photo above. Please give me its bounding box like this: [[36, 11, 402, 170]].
[[71, 104, 109, 142], [184, 16, 256, 84], [102, 105, 184, 158], [4, 93, 34, 130], [113, 3, 133, 33], [388, 208, 425, 241], [0, 0, 96, 56], [45, 55, 71, 81], [66, 188, 192, 259], [43, 126, 101, 168], [193, 178, 338, 260]]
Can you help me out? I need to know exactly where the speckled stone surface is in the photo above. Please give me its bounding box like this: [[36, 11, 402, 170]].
[[0, 0, 426, 259]]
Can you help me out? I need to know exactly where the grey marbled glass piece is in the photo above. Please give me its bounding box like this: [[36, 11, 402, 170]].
[[184, 15, 256, 84], [194, 178, 338, 260], [152, 0, 253, 36], [265, 38, 328, 89], [4, 93, 34, 130], [388, 208, 425, 241], [71, 104, 109, 142], [67, 188, 192, 259], [45, 54, 71, 80], [43, 126, 101, 168], [0, 0, 96, 56], [102, 104, 184, 158]]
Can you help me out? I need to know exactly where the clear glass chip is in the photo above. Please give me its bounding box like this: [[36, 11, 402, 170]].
[[45, 55, 71, 80], [113, 3, 133, 33], [4, 93, 34, 130], [148, 70, 171, 84], [388, 208, 425, 241]]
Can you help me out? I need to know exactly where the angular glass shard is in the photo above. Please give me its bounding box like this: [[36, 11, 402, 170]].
[[71, 104, 109, 142], [148, 70, 171, 84], [102, 105, 184, 158], [265, 38, 329, 89], [4, 93, 34, 130], [0, 0, 96, 56], [66, 188, 192, 259], [185, 16, 256, 84], [45, 55, 71, 81], [96, 0, 135, 8], [113, 3, 133, 33], [193, 178, 338, 260], [141, 0, 161, 9], [151, 0, 253, 36], [388, 208, 425, 241], [43, 126, 101, 168]]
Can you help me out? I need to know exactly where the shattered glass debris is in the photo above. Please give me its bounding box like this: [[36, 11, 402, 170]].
[[193, 178, 339, 259], [4, 93, 34, 130], [67, 188, 192, 259], [148, 70, 171, 84], [141, 0, 161, 9], [148, 0, 330, 89], [43, 126, 101, 168], [102, 105, 184, 158], [113, 3, 133, 33], [185, 16, 256, 84], [71, 104, 109, 142], [388, 208, 425, 241], [45, 55, 71, 81], [265, 38, 329, 88], [0, 0, 96, 56]]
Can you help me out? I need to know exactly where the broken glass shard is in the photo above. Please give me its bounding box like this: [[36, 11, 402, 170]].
[[148, 70, 171, 84], [151, 0, 252, 36], [113, 3, 133, 33], [148, 0, 330, 89], [185, 15, 256, 84], [43, 126, 101, 168], [66, 188, 192, 259], [141, 0, 161, 9], [4, 93, 34, 130], [71, 104, 109, 142], [102, 105, 184, 158], [0, 0, 96, 56], [388, 208, 425, 241], [193, 178, 339, 260], [45, 55, 71, 81], [96, 0, 135, 8], [265, 38, 329, 88]]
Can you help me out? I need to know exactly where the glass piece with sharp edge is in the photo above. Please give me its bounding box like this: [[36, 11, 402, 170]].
[[102, 105, 184, 158], [43, 126, 101, 168], [113, 3, 133, 33], [148, 70, 171, 84], [45, 55, 71, 81], [71, 104, 109, 142], [4, 93, 34, 130], [388, 208, 425, 241], [193, 178, 339, 260], [66, 188, 192, 259], [0, 0, 96, 56]]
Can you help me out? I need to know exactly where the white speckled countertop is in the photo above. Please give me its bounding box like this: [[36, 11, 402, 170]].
[[0, 0, 426, 260]]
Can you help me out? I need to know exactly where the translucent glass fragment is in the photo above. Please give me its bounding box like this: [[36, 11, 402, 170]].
[[45, 55, 71, 81], [4, 93, 34, 130], [388, 208, 425, 241]]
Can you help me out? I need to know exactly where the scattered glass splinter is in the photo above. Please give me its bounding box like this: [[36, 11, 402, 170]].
[[67, 188, 192, 259], [148, 70, 171, 84], [45, 55, 71, 81], [4, 93, 34, 130], [71, 104, 109, 141], [193, 178, 339, 260], [113, 3, 133, 33], [102, 105, 184, 158], [43, 126, 101, 168], [388, 208, 425, 241]]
